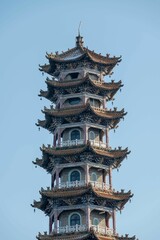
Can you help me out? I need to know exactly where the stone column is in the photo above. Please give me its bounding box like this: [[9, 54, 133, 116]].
[[86, 206, 91, 230], [55, 166, 60, 187], [58, 128, 62, 146], [49, 216, 53, 233], [109, 167, 112, 189], [112, 209, 116, 234], [54, 210, 58, 233], [106, 128, 109, 148], [85, 164, 89, 185]]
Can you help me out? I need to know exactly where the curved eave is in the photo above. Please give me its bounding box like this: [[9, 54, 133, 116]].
[[40, 186, 132, 202], [36, 232, 136, 240], [46, 45, 121, 66], [45, 76, 123, 91], [40, 143, 129, 160], [42, 104, 126, 120]]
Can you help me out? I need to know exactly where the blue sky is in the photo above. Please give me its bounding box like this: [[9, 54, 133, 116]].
[[0, 1, 160, 239]]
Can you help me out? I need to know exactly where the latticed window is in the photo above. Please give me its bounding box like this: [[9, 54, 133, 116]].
[[71, 130, 80, 140], [70, 170, 80, 181], [70, 213, 81, 226]]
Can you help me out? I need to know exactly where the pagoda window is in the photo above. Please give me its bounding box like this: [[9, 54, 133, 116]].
[[93, 218, 99, 226], [65, 72, 80, 80], [69, 170, 81, 182], [70, 129, 81, 140], [89, 98, 101, 108], [91, 172, 97, 182], [68, 97, 81, 105], [69, 213, 81, 226], [89, 131, 95, 140]]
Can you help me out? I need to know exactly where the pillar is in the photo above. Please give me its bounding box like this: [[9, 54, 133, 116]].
[[49, 216, 53, 233], [106, 128, 109, 147], [86, 206, 91, 230], [85, 164, 89, 184], [55, 166, 60, 187], [109, 167, 112, 189], [112, 209, 116, 234], [54, 210, 58, 233]]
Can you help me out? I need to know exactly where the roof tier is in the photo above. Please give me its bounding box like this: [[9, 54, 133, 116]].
[[32, 184, 133, 213], [33, 142, 129, 173], [37, 103, 126, 132], [36, 231, 136, 240], [39, 76, 123, 103], [39, 36, 121, 76]]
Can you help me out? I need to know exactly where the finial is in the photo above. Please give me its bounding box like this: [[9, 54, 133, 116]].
[[78, 21, 82, 36]]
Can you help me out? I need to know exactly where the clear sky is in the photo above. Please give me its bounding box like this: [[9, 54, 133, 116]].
[[0, 0, 160, 239]]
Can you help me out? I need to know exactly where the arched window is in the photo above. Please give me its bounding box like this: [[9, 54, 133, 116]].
[[71, 130, 80, 140], [91, 172, 97, 182], [89, 131, 95, 140], [70, 170, 80, 181], [70, 213, 81, 226], [93, 218, 99, 226]]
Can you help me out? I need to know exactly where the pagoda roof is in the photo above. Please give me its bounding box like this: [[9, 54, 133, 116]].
[[45, 37, 121, 65], [33, 142, 129, 172], [40, 142, 128, 159], [42, 103, 125, 119], [36, 231, 136, 240], [33, 184, 132, 211], [39, 35, 121, 75], [37, 104, 126, 132], [39, 76, 123, 102], [40, 185, 132, 203]]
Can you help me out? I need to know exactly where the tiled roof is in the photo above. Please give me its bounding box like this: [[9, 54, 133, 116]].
[[40, 142, 129, 159], [45, 76, 122, 91], [40, 185, 132, 202], [42, 103, 126, 119], [36, 231, 136, 240], [46, 44, 121, 65]]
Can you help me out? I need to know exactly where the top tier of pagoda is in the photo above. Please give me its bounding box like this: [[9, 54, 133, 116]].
[[39, 35, 121, 77]]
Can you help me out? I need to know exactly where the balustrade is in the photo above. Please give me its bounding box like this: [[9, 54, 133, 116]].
[[55, 224, 113, 235], [58, 180, 109, 190], [91, 225, 113, 236], [57, 224, 87, 234], [56, 139, 107, 148]]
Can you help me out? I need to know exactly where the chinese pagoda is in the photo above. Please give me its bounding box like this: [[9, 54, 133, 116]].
[[32, 35, 136, 240]]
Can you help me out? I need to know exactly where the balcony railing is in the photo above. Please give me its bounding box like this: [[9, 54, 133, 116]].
[[56, 139, 107, 148], [57, 224, 87, 234], [55, 224, 113, 235], [91, 225, 113, 236], [58, 180, 110, 190], [59, 180, 85, 188], [90, 181, 110, 190]]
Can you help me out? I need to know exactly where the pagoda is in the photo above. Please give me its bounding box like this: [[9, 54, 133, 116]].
[[32, 35, 136, 240]]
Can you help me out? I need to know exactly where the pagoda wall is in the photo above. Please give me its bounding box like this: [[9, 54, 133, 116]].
[[90, 210, 106, 227]]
